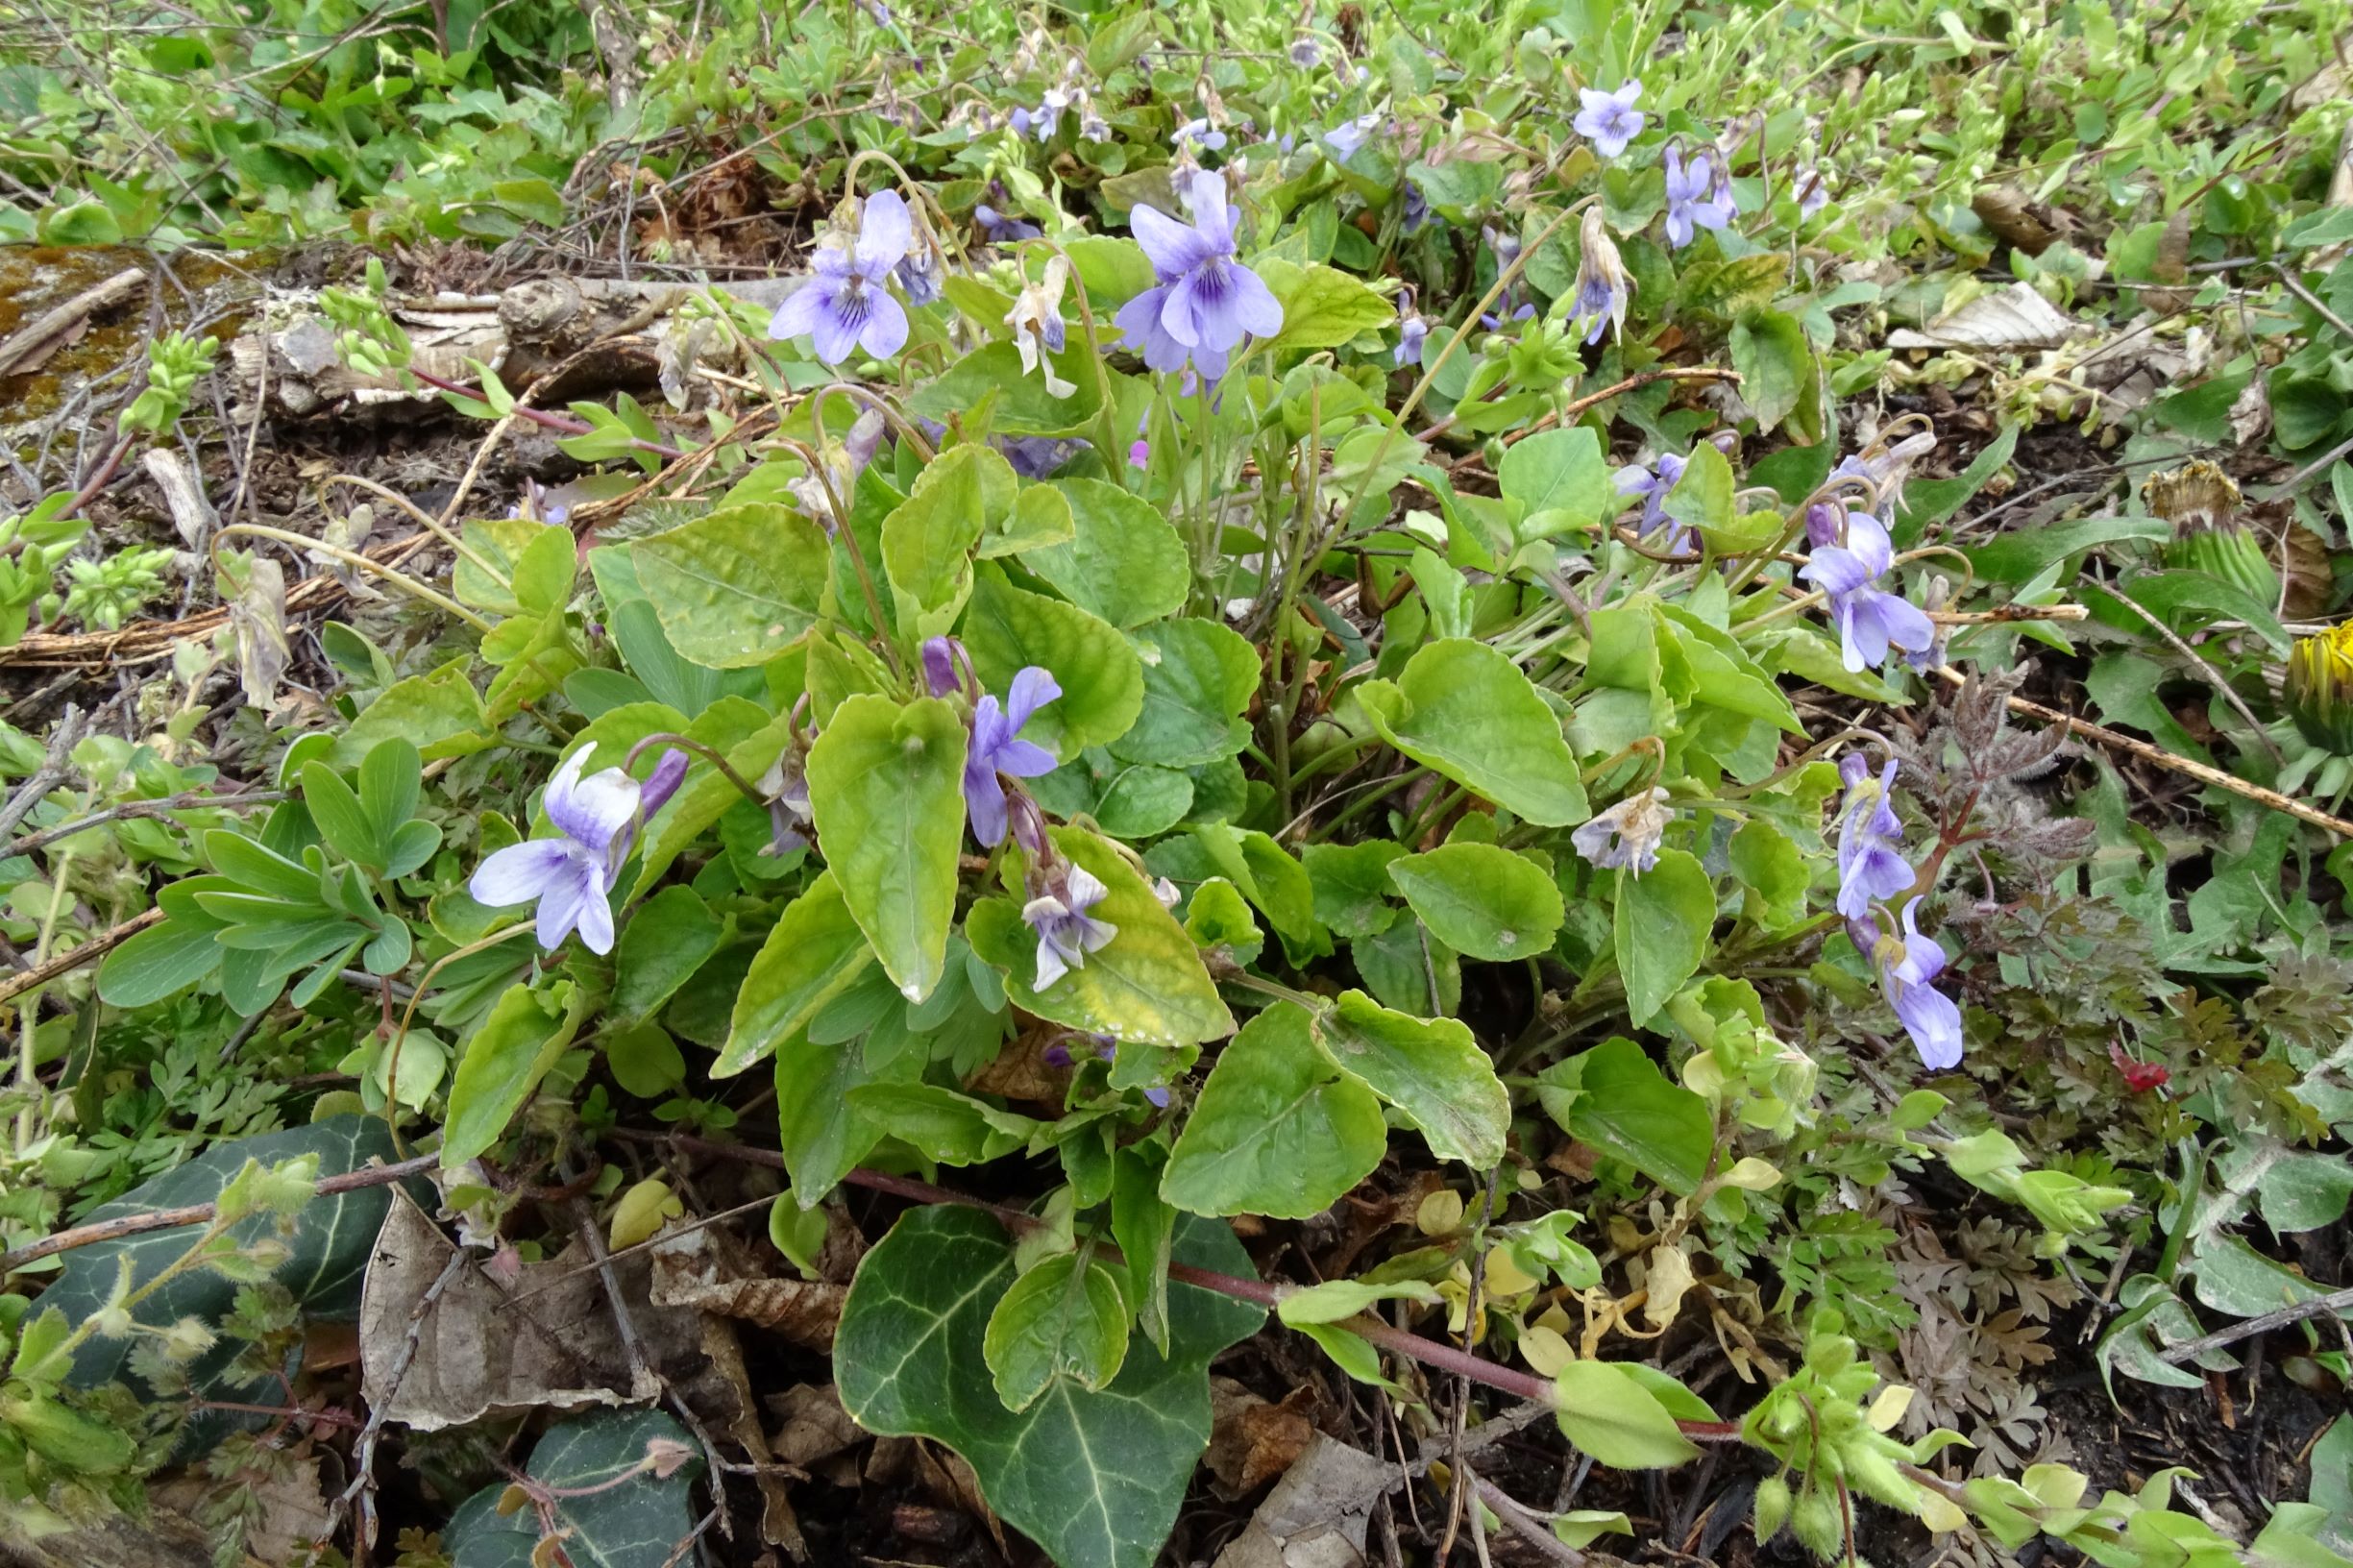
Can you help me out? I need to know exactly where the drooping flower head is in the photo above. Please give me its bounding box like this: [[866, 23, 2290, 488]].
[[963, 667, 1063, 846], [1614, 453, 1689, 550], [1832, 755, 1912, 920], [1394, 287, 1429, 370], [1851, 899, 1963, 1069], [1573, 81, 1645, 159], [1662, 145, 1734, 249], [1288, 36, 1320, 66], [974, 203, 1042, 244], [786, 408, 888, 535], [769, 190, 916, 366], [1174, 117, 1227, 154], [1024, 855, 1116, 989], [469, 745, 688, 954], [1006, 256, 1075, 399], [1571, 787, 1674, 876], [1114, 170, 1285, 382], [1793, 166, 1831, 218], [1569, 207, 1632, 346]]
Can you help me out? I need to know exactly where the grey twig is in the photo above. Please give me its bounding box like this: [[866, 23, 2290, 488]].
[[0, 705, 89, 842], [2157, 1282, 2353, 1364]]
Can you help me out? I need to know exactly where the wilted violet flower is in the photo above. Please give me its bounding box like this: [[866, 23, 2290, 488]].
[[754, 741, 814, 858], [1573, 81, 1645, 158], [469, 745, 688, 954], [1115, 170, 1285, 381], [1569, 208, 1631, 346], [1288, 36, 1319, 66], [1024, 858, 1116, 989], [1832, 755, 1912, 920], [1800, 505, 1935, 673], [964, 667, 1062, 845], [1793, 166, 1830, 218], [1571, 787, 1674, 876], [998, 436, 1084, 479], [786, 408, 887, 533], [1662, 146, 1734, 249], [1006, 256, 1074, 398], [1400, 183, 1429, 233], [769, 190, 915, 365], [1851, 899, 1963, 1069]]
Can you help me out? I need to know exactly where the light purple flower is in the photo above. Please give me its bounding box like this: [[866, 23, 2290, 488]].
[[1833, 756, 1912, 921], [1662, 146, 1734, 249], [1852, 899, 1963, 1069], [1128, 438, 1150, 468], [975, 203, 1042, 243], [1024, 859, 1116, 989], [1174, 117, 1227, 153], [965, 667, 1062, 845], [1573, 82, 1645, 159], [755, 744, 813, 858], [1324, 112, 1384, 160], [1794, 166, 1830, 218], [1801, 507, 1935, 673], [768, 190, 914, 365], [1571, 787, 1674, 876], [920, 635, 964, 698], [1114, 170, 1285, 381], [1614, 453, 1688, 549], [1288, 37, 1319, 66], [1401, 184, 1429, 233], [469, 745, 688, 954], [1394, 295, 1428, 369]]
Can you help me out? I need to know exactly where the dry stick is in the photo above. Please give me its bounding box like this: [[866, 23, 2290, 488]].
[[2104, 590, 2285, 765], [2156, 1282, 2353, 1365], [0, 906, 162, 1012], [0, 787, 285, 863], [0, 704, 90, 841], [0, 1152, 436, 1274], [323, 1244, 470, 1567], [0, 266, 147, 378], [1936, 668, 2353, 839], [1467, 1470, 1588, 1568]]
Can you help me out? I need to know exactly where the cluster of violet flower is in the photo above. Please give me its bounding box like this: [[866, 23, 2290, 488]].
[[1830, 754, 1963, 1069], [919, 636, 1118, 993]]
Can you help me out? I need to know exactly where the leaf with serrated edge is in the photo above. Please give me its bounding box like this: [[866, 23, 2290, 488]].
[[1313, 990, 1509, 1168], [1161, 1002, 1385, 1218]]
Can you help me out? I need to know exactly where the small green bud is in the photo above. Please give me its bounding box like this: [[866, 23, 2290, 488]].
[[1753, 1475, 1793, 1542], [1791, 1490, 1844, 1559]]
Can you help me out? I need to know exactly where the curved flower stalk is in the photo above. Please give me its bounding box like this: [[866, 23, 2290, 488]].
[[1114, 170, 1284, 381], [469, 745, 688, 954], [1006, 256, 1075, 398], [769, 189, 919, 365]]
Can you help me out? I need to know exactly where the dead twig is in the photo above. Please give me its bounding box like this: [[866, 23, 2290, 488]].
[[2157, 1282, 2353, 1364], [0, 787, 286, 863], [0, 704, 89, 841], [325, 1242, 471, 1566], [0, 266, 146, 378], [0, 906, 161, 1013], [0, 1151, 436, 1274]]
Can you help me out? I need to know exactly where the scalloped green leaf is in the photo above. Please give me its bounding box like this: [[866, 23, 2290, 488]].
[[1356, 639, 1587, 826], [1161, 1002, 1385, 1218], [1313, 990, 1509, 1168], [629, 502, 832, 669], [963, 567, 1144, 760], [1387, 842, 1564, 963]]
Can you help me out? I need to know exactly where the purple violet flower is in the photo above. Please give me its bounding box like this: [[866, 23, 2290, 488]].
[[1401, 184, 1429, 233], [1833, 755, 1912, 920], [975, 204, 1042, 243], [1573, 81, 1645, 159], [469, 745, 688, 954], [1324, 111, 1383, 160], [1800, 507, 1935, 673], [1024, 858, 1117, 989], [1115, 170, 1285, 381], [1289, 36, 1320, 66], [1394, 294, 1428, 369], [1174, 117, 1227, 153], [1128, 438, 1151, 468], [769, 190, 915, 365], [1570, 787, 1674, 876], [964, 667, 1063, 845], [1851, 899, 1964, 1069], [1614, 453, 1688, 549], [1662, 146, 1734, 249]]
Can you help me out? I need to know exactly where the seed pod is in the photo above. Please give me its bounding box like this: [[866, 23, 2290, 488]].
[[1791, 1489, 1845, 1558], [2147, 460, 2279, 607]]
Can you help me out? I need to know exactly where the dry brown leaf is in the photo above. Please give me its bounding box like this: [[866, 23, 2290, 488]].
[[767, 1384, 869, 1471], [1887, 283, 2080, 352], [1206, 1378, 1318, 1495], [650, 1224, 846, 1351], [1209, 1434, 1397, 1568], [1971, 185, 2065, 256], [227, 553, 289, 712], [357, 1194, 697, 1432]]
